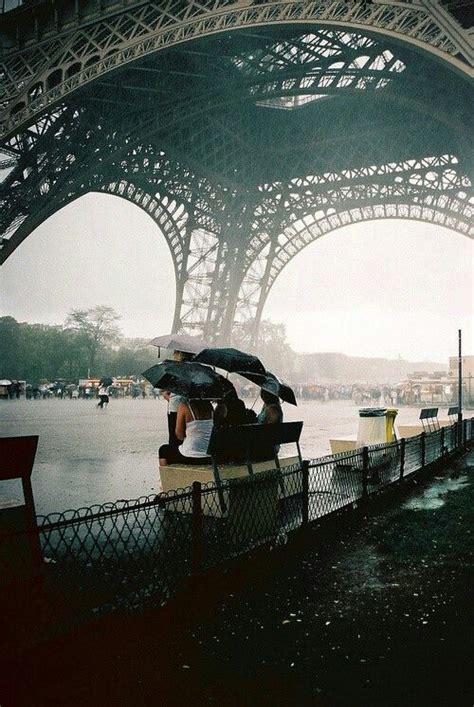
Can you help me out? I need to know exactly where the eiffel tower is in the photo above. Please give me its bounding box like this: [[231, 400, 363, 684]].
[[1, 1, 472, 343]]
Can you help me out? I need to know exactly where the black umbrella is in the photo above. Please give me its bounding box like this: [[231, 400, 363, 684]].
[[100, 377, 113, 386], [193, 347, 266, 375], [236, 370, 297, 406], [142, 361, 237, 400]]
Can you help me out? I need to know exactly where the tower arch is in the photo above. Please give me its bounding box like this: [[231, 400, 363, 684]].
[[235, 189, 473, 342], [1, 4, 472, 344], [0, 1, 472, 141]]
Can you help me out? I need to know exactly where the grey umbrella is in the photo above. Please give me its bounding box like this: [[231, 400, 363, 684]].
[[148, 333, 209, 355]]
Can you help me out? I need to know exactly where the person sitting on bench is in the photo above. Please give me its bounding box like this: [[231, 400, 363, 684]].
[[212, 398, 257, 463], [257, 390, 283, 424], [214, 398, 257, 428], [161, 390, 186, 447], [256, 390, 283, 459], [159, 399, 213, 466]]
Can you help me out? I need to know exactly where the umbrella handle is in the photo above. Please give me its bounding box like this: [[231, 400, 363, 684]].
[[250, 393, 259, 410]]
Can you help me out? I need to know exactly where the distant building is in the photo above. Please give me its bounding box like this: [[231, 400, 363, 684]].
[[293, 352, 446, 385], [403, 370, 452, 405]]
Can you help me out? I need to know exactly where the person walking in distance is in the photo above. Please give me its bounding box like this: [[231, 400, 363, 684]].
[[97, 381, 111, 409]]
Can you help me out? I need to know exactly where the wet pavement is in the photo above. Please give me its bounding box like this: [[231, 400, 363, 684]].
[[1, 399, 429, 513], [2, 449, 472, 706]]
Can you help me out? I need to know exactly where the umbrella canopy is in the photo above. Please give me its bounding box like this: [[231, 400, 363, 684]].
[[100, 377, 114, 387], [148, 333, 209, 355], [142, 361, 237, 400], [0, 379, 12, 386], [236, 370, 297, 406], [193, 347, 266, 375]]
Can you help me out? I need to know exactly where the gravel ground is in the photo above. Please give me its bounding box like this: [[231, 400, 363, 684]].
[[2, 450, 472, 707]]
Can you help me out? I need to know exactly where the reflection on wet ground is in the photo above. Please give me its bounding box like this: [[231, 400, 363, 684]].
[[0, 399, 450, 513], [402, 474, 469, 510]]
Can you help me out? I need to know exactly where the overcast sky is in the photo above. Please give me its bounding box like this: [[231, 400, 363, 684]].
[[1, 192, 472, 364]]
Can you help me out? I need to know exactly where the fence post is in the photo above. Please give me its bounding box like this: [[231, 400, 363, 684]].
[[440, 426, 445, 458], [463, 419, 467, 447], [362, 447, 369, 498], [302, 460, 309, 525], [191, 481, 203, 574], [456, 420, 463, 450], [420, 432, 425, 469], [399, 438, 405, 480]]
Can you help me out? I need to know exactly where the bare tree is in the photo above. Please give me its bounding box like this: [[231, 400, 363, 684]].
[[66, 305, 121, 375]]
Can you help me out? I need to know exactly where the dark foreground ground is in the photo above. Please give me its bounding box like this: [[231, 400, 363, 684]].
[[2, 450, 473, 707]]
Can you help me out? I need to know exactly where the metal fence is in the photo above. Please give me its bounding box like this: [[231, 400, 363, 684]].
[[1, 0, 23, 12], [1, 419, 473, 636]]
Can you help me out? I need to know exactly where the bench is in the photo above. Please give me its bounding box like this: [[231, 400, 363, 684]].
[[160, 421, 303, 517], [0, 435, 41, 581]]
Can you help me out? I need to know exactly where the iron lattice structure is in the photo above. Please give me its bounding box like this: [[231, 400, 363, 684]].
[[0, 1, 473, 343]]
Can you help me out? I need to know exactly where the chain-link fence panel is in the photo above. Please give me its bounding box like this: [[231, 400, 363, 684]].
[[200, 469, 286, 568], [37, 489, 194, 616], [466, 419, 474, 443], [307, 449, 364, 521], [445, 424, 458, 453], [277, 463, 304, 534], [425, 429, 442, 466], [366, 440, 401, 490], [404, 435, 423, 475]]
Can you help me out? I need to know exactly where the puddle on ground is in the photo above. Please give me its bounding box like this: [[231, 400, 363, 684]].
[[335, 471, 472, 591], [402, 474, 470, 511], [336, 545, 399, 592]]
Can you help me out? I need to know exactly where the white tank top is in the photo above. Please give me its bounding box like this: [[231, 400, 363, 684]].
[[180, 404, 213, 458]]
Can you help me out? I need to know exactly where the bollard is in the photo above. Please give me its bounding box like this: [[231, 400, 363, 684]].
[[399, 438, 405, 480], [191, 481, 203, 574]]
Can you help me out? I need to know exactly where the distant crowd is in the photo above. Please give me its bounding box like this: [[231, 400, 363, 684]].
[[0, 379, 156, 401], [242, 383, 421, 406], [0, 379, 434, 407]]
